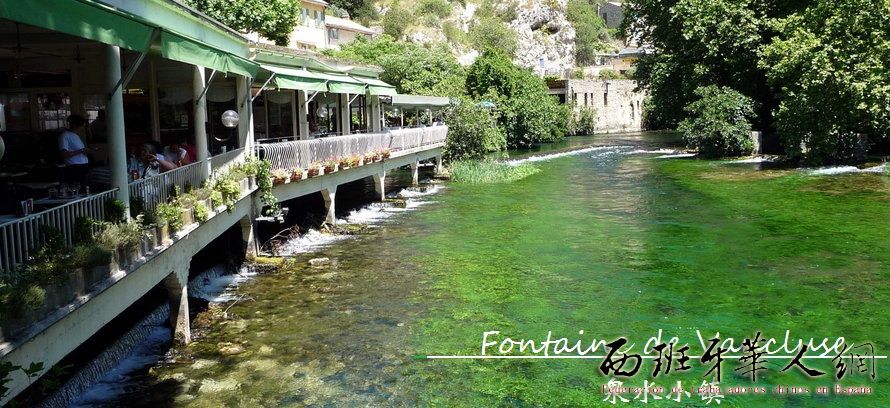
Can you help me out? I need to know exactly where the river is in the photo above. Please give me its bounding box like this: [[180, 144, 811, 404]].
[[72, 132, 890, 407]]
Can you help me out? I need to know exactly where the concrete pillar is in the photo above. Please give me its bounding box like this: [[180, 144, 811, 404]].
[[163, 270, 191, 345], [297, 90, 309, 139], [321, 186, 337, 225], [149, 59, 161, 143], [410, 160, 419, 186], [372, 171, 386, 201], [239, 215, 258, 259], [236, 76, 253, 151], [369, 95, 382, 133], [104, 45, 130, 217], [193, 66, 209, 179], [435, 155, 443, 174], [338, 93, 351, 135]]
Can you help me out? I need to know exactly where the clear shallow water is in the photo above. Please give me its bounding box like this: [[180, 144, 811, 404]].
[[79, 133, 890, 407]]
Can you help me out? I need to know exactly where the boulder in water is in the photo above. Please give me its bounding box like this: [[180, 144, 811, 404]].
[[309, 257, 330, 266]]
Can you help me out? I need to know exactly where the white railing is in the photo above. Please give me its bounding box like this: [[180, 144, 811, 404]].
[[129, 160, 206, 212], [258, 125, 448, 171], [210, 147, 246, 174], [1, 189, 118, 273]]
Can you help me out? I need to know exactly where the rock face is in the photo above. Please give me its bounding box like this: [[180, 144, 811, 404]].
[[507, 0, 576, 76]]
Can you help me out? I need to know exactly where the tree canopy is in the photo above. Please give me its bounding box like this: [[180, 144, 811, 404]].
[[186, 0, 300, 46]]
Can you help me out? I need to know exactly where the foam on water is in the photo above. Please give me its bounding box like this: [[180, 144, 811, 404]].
[[726, 156, 774, 164], [808, 163, 886, 176], [655, 153, 697, 159], [507, 145, 634, 165]]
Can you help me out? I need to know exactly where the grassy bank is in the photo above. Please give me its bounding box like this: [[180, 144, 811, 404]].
[[449, 160, 539, 184]]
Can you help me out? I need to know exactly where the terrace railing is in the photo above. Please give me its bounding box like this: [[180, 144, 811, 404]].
[[210, 147, 246, 174], [258, 125, 448, 171], [128, 160, 206, 213], [1, 189, 118, 273]]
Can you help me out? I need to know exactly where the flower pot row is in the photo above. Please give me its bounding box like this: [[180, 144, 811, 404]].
[[269, 150, 392, 186]]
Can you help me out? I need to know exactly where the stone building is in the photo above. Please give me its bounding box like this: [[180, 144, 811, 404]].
[[550, 79, 646, 133], [598, 2, 625, 29]]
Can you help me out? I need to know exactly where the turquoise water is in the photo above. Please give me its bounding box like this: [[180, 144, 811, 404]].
[[84, 133, 890, 407]]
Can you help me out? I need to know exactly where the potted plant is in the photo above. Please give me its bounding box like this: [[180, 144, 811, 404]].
[[271, 169, 290, 185], [348, 155, 361, 168], [156, 202, 184, 240], [381, 148, 391, 159], [290, 167, 305, 182], [307, 163, 322, 177], [338, 156, 352, 170], [323, 158, 338, 174]]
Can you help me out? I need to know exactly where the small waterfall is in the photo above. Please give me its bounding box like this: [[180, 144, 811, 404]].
[[42, 265, 238, 408]]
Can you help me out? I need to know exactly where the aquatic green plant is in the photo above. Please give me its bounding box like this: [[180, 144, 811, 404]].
[[449, 160, 539, 184]]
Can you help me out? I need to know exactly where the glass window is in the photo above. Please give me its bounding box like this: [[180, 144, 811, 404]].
[[253, 92, 267, 140], [266, 90, 294, 139], [82, 94, 108, 142], [37, 93, 71, 131], [0, 93, 31, 133]]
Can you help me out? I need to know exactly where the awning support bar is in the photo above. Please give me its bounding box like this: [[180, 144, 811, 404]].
[[109, 28, 160, 99], [195, 69, 217, 105], [348, 92, 362, 105], [251, 73, 276, 103], [305, 83, 328, 104]]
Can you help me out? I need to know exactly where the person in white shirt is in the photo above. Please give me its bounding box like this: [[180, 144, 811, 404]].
[[137, 143, 177, 179], [58, 114, 91, 182]]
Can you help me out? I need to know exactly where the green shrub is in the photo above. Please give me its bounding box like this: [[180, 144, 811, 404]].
[[96, 221, 143, 253], [443, 21, 467, 45], [155, 203, 185, 233], [0, 283, 45, 321], [678, 85, 755, 158], [194, 201, 210, 223], [444, 100, 507, 161], [383, 6, 412, 38], [450, 160, 540, 184], [568, 107, 598, 136], [417, 0, 451, 18], [71, 244, 113, 268], [104, 199, 126, 224], [598, 69, 622, 80], [469, 17, 518, 57]]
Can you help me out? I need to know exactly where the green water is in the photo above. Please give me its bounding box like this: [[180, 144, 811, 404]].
[[101, 133, 890, 407]]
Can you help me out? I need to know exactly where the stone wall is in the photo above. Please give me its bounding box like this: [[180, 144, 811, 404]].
[[566, 79, 645, 133]]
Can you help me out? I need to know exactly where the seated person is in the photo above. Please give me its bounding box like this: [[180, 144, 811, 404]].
[[168, 137, 197, 165], [136, 143, 177, 179]]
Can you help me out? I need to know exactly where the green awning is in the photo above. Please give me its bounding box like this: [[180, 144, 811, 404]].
[[352, 76, 397, 96], [260, 65, 328, 92], [0, 0, 155, 52], [312, 72, 366, 95], [161, 32, 259, 78]]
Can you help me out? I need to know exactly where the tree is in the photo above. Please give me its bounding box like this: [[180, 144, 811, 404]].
[[382, 5, 413, 39], [324, 36, 466, 97], [466, 51, 568, 147], [469, 17, 518, 57], [186, 0, 300, 46], [678, 85, 755, 158], [761, 0, 890, 164], [566, 0, 612, 65], [328, 0, 378, 23], [444, 99, 507, 161], [624, 0, 807, 130]]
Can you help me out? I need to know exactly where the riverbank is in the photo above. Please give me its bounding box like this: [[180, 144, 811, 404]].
[[68, 133, 890, 406]]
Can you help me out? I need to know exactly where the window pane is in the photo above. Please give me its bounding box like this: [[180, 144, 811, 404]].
[[0, 93, 31, 133]]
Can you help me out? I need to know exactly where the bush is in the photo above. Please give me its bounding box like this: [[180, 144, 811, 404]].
[[71, 244, 113, 268], [566, 0, 611, 64], [598, 69, 622, 80], [383, 6, 412, 38], [469, 17, 518, 57], [155, 203, 185, 233], [96, 221, 143, 253], [417, 0, 451, 18], [466, 51, 569, 147], [444, 100, 507, 161], [450, 160, 540, 184], [678, 86, 755, 158], [568, 107, 597, 135], [194, 201, 210, 223]]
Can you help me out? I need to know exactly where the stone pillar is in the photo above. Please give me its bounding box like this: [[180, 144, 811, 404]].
[[372, 171, 386, 201], [338, 93, 351, 135], [297, 90, 309, 140], [193, 66, 209, 179], [321, 186, 337, 225], [410, 160, 419, 186], [236, 76, 253, 151], [105, 45, 130, 217], [369, 95, 382, 132], [435, 155, 443, 174], [163, 269, 191, 345], [239, 215, 257, 260]]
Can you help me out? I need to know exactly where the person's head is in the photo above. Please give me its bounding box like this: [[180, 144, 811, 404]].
[[96, 110, 106, 121], [67, 114, 87, 131], [139, 143, 157, 162]]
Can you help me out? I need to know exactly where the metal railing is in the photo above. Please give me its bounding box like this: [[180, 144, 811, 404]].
[[1, 189, 118, 273], [128, 160, 206, 212], [210, 147, 246, 174], [258, 125, 448, 171]]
